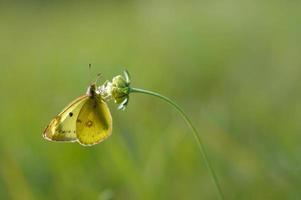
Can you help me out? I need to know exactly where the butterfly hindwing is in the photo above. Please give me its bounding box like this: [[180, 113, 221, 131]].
[[43, 95, 89, 142], [76, 96, 112, 146]]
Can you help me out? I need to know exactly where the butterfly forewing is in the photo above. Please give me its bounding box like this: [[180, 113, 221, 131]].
[[43, 95, 89, 142], [76, 97, 112, 146]]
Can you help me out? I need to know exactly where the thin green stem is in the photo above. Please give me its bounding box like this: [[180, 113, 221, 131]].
[[129, 87, 224, 200]]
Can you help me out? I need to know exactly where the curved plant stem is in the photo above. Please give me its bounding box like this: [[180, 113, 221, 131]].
[[129, 87, 224, 200]]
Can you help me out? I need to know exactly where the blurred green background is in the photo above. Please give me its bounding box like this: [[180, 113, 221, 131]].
[[0, 0, 301, 199]]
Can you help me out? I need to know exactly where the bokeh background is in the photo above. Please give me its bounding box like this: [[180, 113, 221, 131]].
[[0, 1, 301, 199]]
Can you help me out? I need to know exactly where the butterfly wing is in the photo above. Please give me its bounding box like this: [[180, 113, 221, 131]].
[[76, 96, 112, 146], [43, 95, 89, 142]]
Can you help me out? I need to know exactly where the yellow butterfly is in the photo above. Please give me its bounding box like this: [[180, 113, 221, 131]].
[[43, 83, 112, 146]]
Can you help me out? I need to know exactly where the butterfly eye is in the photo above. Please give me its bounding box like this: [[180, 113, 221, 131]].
[[69, 112, 73, 117]]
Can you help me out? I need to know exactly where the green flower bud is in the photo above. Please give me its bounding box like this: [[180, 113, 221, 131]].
[[98, 70, 131, 110]]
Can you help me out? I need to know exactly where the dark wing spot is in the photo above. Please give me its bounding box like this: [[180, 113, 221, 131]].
[[69, 112, 73, 117], [77, 119, 82, 123]]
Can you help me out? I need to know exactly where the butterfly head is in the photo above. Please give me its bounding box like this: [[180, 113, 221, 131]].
[[86, 72, 102, 97], [86, 83, 97, 97]]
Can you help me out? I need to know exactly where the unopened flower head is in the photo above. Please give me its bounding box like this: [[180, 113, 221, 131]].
[[97, 70, 131, 110]]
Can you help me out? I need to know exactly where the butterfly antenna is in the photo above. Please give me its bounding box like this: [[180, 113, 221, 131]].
[[88, 63, 93, 85], [95, 73, 102, 85]]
